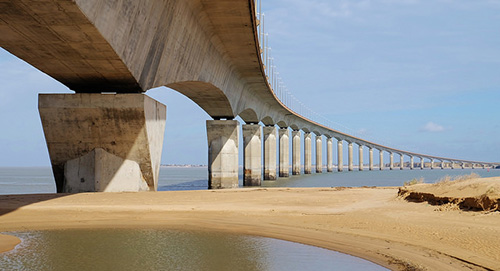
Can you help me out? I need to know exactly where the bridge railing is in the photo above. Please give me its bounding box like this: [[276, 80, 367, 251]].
[[253, 0, 409, 151]]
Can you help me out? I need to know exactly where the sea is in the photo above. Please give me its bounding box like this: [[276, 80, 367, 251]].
[[1, 166, 499, 270]]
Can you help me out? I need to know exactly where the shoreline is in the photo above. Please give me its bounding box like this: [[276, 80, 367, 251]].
[[1, 187, 499, 270]]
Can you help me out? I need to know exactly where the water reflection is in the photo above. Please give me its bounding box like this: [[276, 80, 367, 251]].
[[1, 229, 387, 271]]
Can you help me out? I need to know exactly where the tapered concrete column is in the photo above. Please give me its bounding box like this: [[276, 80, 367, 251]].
[[279, 128, 290, 177], [400, 154, 404, 170], [441, 161, 445, 169], [39, 94, 166, 193], [316, 135, 323, 173], [263, 126, 277, 180], [389, 153, 394, 170], [304, 133, 312, 174], [337, 139, 343, 172], [358, 145, 364, 171], [410, 156, 414, 170], [472, 163, 475, 169], [242, 124, 262, 186], [292, 130, 301, 175], [451, 161, 455, 169], [461, 163, 465, 169], [420, 157, 425, 170], [431, 159, 434, 170], [327, 138, 333, 172], [207, 120, 240, 189], [369, 148, 374, 171], [379, 150, 384, 170], [348, 142, 353, 171]]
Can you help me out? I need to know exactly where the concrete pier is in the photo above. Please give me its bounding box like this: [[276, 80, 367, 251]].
[[358, 145, 364, 171], [316, 135, 323, 173], [410, 156, 414, 170], [348, 142, 353, 171], [337, 140, 343, 172], [242, 124, 262, 186], [39, 94, 166, 193], [279, 128, 290, 177], [379, 150, 384, 170], [400, 154, 404, 170], [461, 163, 465, 169], [369, 148, 374, 171], [389, 153, 394, 170], [420, 158, 424, 170], [207, 120, 240, 189], [292, 130, 301, 175], [263, 126, 277, 180], [304, 133, 312, 174], [431, 159, 434, 170], [327, 138, 333, 172], [441, 161, 445, 169]]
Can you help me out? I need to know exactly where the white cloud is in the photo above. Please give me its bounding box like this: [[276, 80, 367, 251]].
[[420, 122, 446, 132]]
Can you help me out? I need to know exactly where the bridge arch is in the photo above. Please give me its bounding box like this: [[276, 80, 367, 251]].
[[238, 108, 259, 124], [166, 81, 234, 119]]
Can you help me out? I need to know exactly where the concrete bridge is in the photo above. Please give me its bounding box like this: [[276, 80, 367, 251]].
[[1, 0, 498, 192]]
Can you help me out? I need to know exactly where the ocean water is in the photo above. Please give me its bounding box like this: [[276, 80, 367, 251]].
[[0, 166, 498, 194]]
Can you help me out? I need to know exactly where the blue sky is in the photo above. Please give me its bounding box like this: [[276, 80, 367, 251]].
[[0, 0, 499, 166]]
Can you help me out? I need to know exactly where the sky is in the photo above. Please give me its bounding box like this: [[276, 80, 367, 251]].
[[0, 0, 499, 167]]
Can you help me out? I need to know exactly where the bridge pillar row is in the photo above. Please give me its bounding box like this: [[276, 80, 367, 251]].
[[358, 145, 364, 171], [207, 120, 240, 189], [337, 139, 344, 172], [279, 128, 290, 177], [304, 133, 312, 174], [400, 154, 404, 170], [369, 148, 374, 171], [379, 150, 384, 170], [292, 130, 301, 175], [348, 142, 353, 171], [316, 135, 323, 173], [242, 124, 262, 186], [39, 94, 166, 193], [327, 138, 333, 172], [263, 126, 277, 180], [389, 153, 394, 170]]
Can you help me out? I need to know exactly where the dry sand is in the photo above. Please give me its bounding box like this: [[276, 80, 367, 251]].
[[1, 183, 499, 270]]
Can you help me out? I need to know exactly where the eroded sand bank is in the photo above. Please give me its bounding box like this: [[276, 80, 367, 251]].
[[1, 186, 499, 270]]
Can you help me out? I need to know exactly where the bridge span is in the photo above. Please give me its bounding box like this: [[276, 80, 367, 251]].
[[0, 0, 497, 192]]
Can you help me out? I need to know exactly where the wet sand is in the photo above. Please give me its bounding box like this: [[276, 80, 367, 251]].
[[0, 186, 499, 270]]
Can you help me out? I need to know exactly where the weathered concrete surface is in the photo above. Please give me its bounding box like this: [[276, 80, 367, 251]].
[[316, 136, 322, 173], [348, 142, 353, 171], [207, 120, 239, 189], [242, 124, 261, 186], [410, 157, 414, 170], [292, 130, 301, 175], [369, 148, 374, 171], [279, 128, 289, 178], [379, 150, 384, 170], [263, 126, 277, 180], [358, 145, 364, 171], [304, 133, 312, 174], [390, 153, 394, 170], [39, 93, 165, 193], [337, 140, 343, 172], [64, 148, 148, 193], [327, 138, 333, 172]]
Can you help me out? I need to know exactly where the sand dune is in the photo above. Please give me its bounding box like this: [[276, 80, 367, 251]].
[[1, 184, 499, 270]]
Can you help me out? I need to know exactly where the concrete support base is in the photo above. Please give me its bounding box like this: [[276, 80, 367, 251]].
[[369, 148, 374, 171], [389, 153, 394, 170], [263, 126, 277, 180], [327, 138, 333, 172], [337, 140, 343, 172], [358, 145, 364, 171], [379, 150, 384, 170], [400, 155, 404, 170], [316, 136, 322, 173], [39, 93, 166, 193], [279, 128, 289, 177], [348, 142, 353, 171], [304, 133, 312, 174], [242, 124, 262, 186], [207, 120, 239, 189], [292, 130, 301, 175]]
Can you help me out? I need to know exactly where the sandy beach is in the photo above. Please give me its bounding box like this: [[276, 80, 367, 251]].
[[1, 182, 499, 270]]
